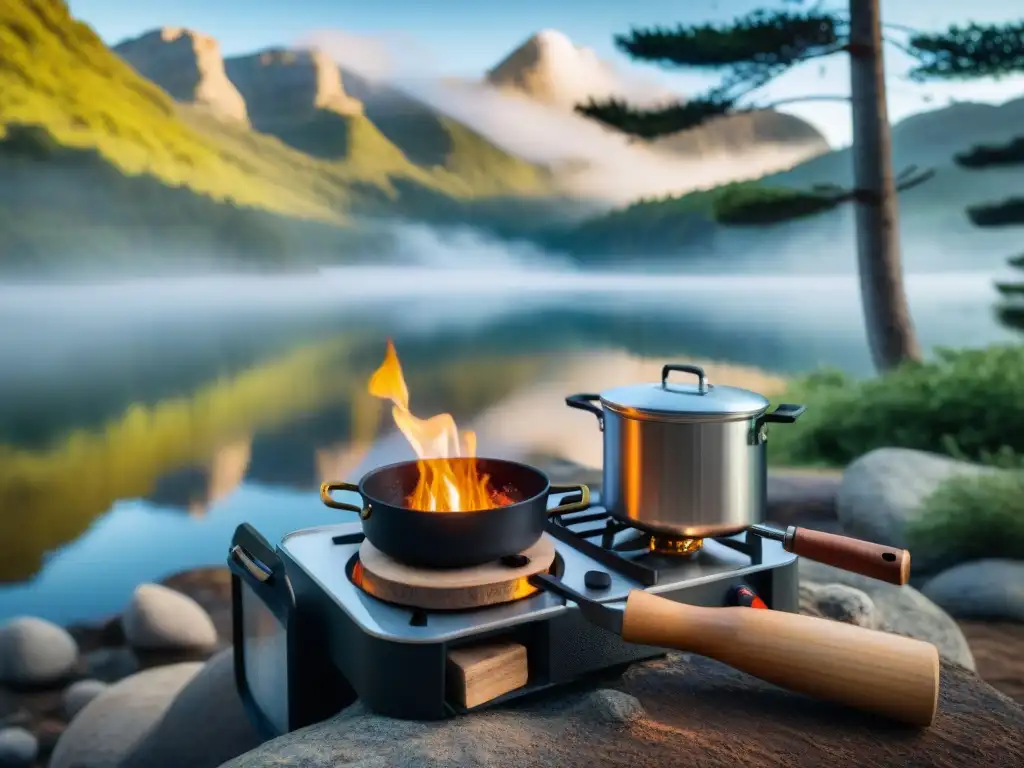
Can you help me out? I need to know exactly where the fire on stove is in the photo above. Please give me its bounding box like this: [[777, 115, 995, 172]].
[[367, 338, 515, 512]]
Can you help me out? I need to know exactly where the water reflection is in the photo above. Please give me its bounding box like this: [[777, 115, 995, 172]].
[[0, 270, 1014, 624]]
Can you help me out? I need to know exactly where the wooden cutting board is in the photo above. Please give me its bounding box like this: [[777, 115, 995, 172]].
[[357, 536, 556, 611]]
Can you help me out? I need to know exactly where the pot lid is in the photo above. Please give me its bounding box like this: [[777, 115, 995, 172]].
[[599, 364, 770, 420]]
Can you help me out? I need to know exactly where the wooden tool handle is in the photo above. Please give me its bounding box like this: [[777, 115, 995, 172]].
[[621, 590, 939, 726], [785, 527, 911, 585]]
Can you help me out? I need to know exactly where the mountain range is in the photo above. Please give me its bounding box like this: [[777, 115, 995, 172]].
[[1, 0, 1021, 276]]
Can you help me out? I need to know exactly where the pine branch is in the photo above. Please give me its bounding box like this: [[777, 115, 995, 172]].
[[966, 197, 1024, 227], [575, 96, 738, 139], [761, 94, 851, 107], [907, 22, 1024, 81], [614, 9, 844, 69], [955, 137, 1024, 168]]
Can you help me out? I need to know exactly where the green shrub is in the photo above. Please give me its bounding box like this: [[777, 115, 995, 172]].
[[906, 469, 1024, 572], [767, 344, 1024, 467]]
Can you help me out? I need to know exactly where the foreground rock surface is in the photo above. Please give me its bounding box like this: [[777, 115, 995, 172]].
[[222, 655, 1023, 768], [958, 620, 1024, 703]]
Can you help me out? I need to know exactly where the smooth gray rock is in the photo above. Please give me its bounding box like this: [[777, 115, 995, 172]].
[[799, 582, 878, 628], [122, 584, 218, 652], [49, 662, 202, 768], [836, 448, 1007, 574], [63, 679, 110, 720], [121, 648, 264, 768], [798, 559, 976, 670], [0, 617, 79, 687], [922, 559, 1024, 622], [0, 727, 38, 767]]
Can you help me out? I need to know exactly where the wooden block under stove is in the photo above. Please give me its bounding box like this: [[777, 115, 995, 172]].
[[446, 641, 529, 709]]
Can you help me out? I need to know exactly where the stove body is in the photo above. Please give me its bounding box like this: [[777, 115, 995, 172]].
[[229, 498, 799, 738]]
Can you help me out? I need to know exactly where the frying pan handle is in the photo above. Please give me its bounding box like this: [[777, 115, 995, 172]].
[[548, 484, 591, 515], [620, 590, 939, 727], [565, 394, 604, 431], [319, 481, 372, 520]]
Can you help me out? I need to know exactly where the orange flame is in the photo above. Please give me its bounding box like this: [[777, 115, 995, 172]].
[[367, 339, 510, 512]]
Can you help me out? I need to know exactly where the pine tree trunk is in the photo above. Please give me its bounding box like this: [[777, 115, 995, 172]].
[[848, 0, 922, 370]]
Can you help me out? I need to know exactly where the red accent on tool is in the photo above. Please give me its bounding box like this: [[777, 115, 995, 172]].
[[731, 585, 769, 609]]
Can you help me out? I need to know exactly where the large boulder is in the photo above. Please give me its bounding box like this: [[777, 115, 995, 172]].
[[221, 655, 1023, 768], [121, 648, 263, 768], [122, 584, 218, 655], [798, 559, 975, 670], [836, 448, 998, 572], [49, 650, 261, 768], [0, 617, 79, 687], [49, 663, 202, 768], [922, 560, 1024, 623], [63, 680, 109, 720]]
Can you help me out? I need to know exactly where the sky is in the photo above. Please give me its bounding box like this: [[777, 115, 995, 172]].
[[69, 0, 1024, 148]]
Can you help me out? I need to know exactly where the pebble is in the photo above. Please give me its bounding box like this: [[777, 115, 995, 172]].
[[0, 727, 38, 767], [0, 617, 79, 687], [122, 584, 218, 652]]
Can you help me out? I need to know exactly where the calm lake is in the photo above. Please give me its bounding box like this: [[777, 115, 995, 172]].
[[0, 265, 1016, 626]]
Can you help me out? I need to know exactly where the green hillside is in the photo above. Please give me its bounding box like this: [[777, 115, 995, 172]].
[[0, 0, 343, 218], [0, 0, 555, 273], [542, 183, 839, 260]]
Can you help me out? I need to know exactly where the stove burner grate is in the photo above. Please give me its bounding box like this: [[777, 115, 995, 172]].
[[546, 506, 764, 586]]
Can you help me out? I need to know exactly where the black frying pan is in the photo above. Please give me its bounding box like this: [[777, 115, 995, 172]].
[[320, 458, 590, 568]]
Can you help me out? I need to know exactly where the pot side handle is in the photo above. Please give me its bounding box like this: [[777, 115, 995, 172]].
[[760, 403, 807, 424], [565, 393, 604, 430], [320, 481, 372, 520]]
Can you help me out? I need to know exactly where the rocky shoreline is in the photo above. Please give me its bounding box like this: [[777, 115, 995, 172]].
[[2, 447, 1022, 767]]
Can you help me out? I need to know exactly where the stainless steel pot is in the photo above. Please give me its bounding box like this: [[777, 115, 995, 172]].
[[565, 363, 806, 538]]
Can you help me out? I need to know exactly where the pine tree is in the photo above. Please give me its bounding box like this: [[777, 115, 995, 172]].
[[576, 1, 941, 372], [907, 21, 1024, 332]]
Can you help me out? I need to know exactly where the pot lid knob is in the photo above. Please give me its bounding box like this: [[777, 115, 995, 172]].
[[661, 364, 708, 394]]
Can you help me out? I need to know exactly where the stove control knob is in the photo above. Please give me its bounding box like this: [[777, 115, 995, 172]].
[[584, 570, 612, 590]]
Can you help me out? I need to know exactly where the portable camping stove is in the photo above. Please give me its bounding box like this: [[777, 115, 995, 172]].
[[228, 491, 799, 738]]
